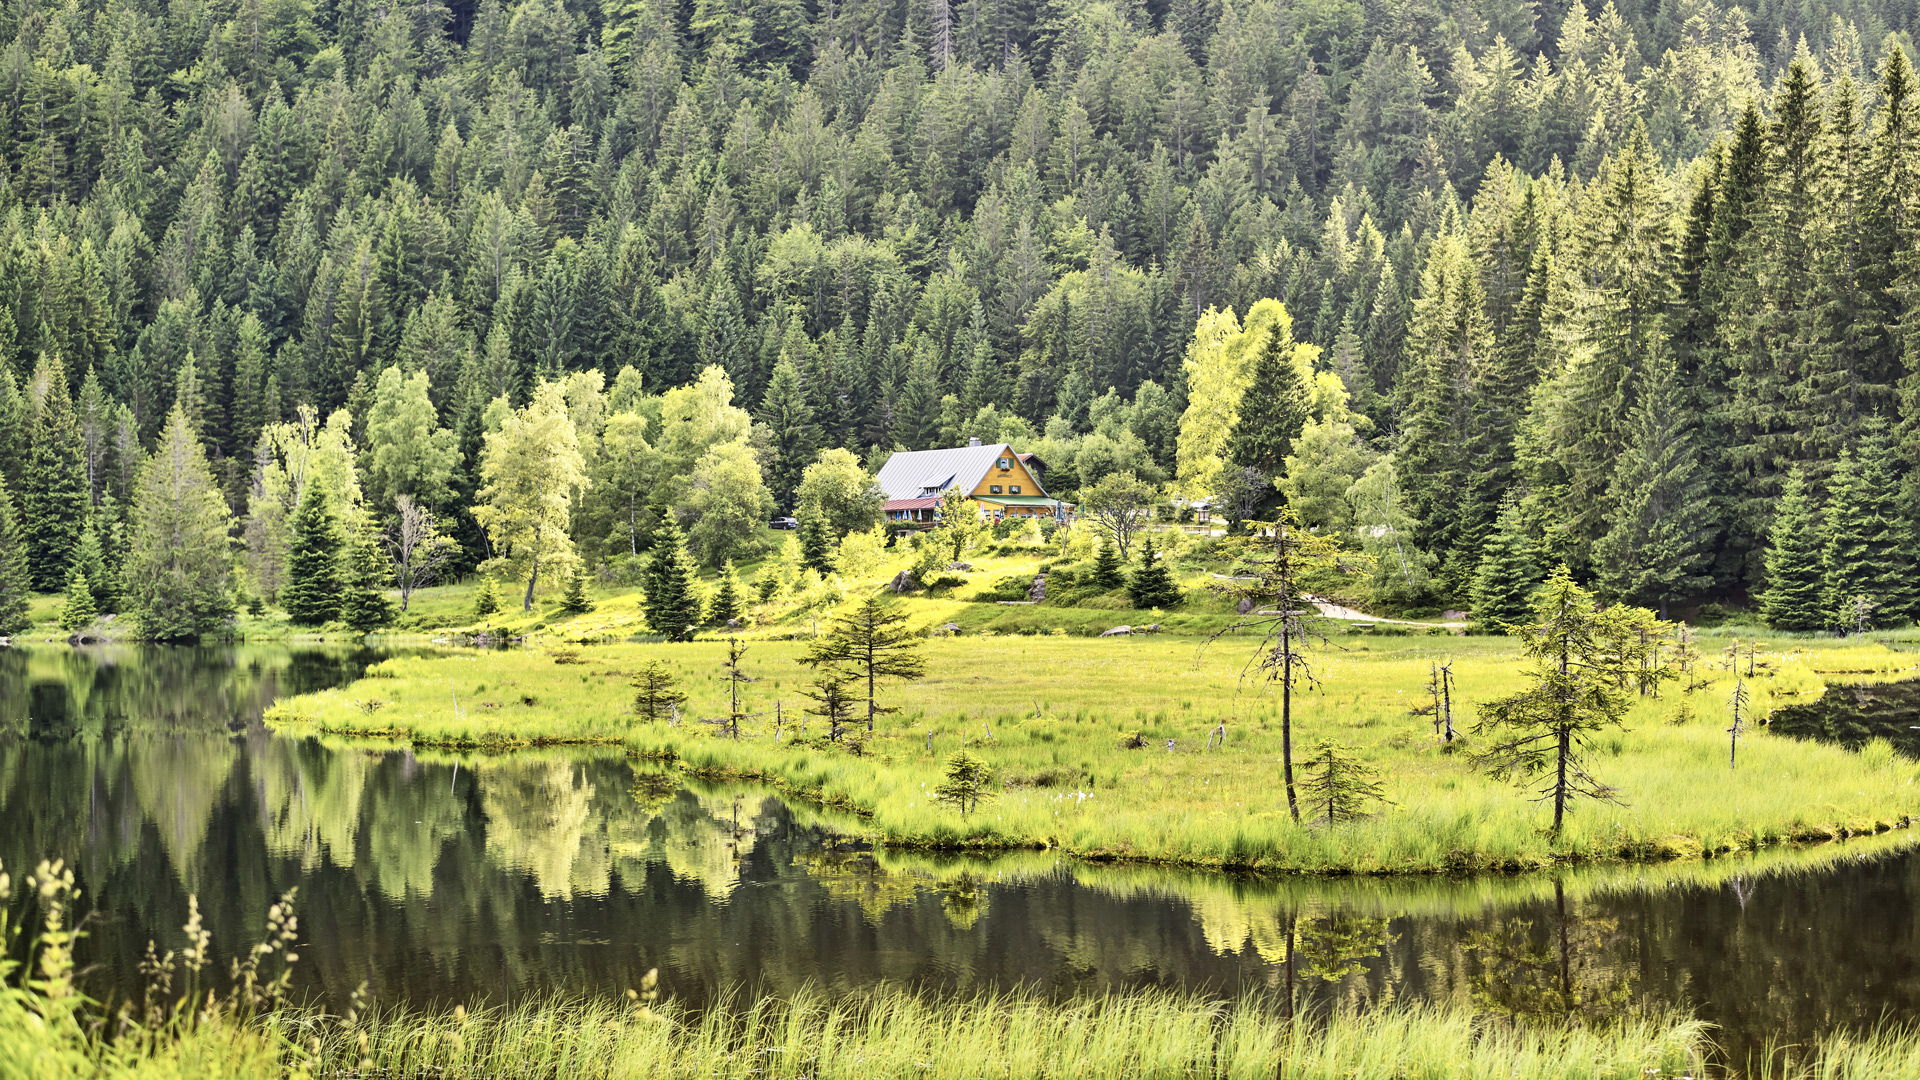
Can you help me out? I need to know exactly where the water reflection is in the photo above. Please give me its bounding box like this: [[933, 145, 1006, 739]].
[[2, 645, 1920, 1069]]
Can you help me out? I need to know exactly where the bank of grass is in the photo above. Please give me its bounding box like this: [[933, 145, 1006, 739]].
[[267, 629, 1920, 873]]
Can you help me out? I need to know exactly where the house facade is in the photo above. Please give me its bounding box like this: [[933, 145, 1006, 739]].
[[875, 439, 1077, 526]]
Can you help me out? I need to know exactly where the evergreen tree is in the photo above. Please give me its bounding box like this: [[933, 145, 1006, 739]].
[[1820, 427, 1912, 627], [560, 560, 597, 614], [473, 575, 503, 618], [58, 566, 95, 632], [1089, 538, 1125, 590], [759, 359, 819, 511], [23, 357, 87, 592], [1299, 740, 1390, 825], [1229, 317, 1310, 475], [631, 660, 688, 724], [339, 520, 397, 633], [1593, 348, 1718, 616], [1759, 468, 1825, 631], [644, 518, 703, 641], [282, 486, 347, 625], [709, 560, 744, 625], [70, 522, 113, 613], [1470, 499, 1544, 631], [798, 509, 836, 574], [1127, 536, 1182, 609], [0, 474, 29, 636], [125, 408, 236, 641]]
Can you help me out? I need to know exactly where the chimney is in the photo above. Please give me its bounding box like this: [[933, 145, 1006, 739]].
[[968, 436, 981, 447]]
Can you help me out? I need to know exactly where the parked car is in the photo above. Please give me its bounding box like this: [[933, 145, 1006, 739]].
[[770, 516, 798, 530]]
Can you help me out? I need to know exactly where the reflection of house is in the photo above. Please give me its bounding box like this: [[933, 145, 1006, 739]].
[[876, 439, 1078, 526]]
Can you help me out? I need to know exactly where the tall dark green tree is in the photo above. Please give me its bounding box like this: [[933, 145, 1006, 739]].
[[759, 359, 820, 511], [1759, 468, 1825, 631], [283, 487, 347, 626], [125, 407, 236, 641], [1127, 536, 1182, 608], [0, 473, 29, 635], [23, 357, 87, 591], [1820, 427, 1913, 626], [1230, 318, 1310, 476], [1470, 499, 1544, 631], [797, 509, 836, 574], [644, 518, 703, 641], [340, 520, 397, 633], [1593, 348, 1718, 616]]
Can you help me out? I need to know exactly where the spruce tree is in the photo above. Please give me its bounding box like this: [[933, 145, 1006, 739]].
[[339, 521, 397, 633], [1821, 427, 1911, 627], [1089, 538, 1125, 590], [1127, 536, 1182, 609], [798, 510, 836, 574], [282, 486, 346, 626], [0, 474, 30, 635], [59, 567, 95, 632], [473, 575, 503, 618], [1759, 469, 1826, 631], [124, 407, 236, 641], [644, 518, 703, 642], [1230, 317, 1311, 475], [70, 522, 113, 614], [709, 560, 743, 625], [1593, 347, 1718, 617], [23, 357, 87, 592], [1470, 499, 1544, 632], [559, 560, 597, 614], [759, 359, 819, 511]]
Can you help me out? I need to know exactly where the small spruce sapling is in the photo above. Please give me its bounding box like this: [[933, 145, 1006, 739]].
[[559, 561, 597, 614], [934, 751, 997, 815], [59, 566, 95, 632], [709, 561, 744, 625], [1411, 661, 1456, 742], [473, 575, 502, 617], [801, 667, 859, 743], [1299, 740, 1391, 824], [713, 637, 756, 739], [1727, 679, 1750, 768], [1089, 539, 1125, 590], [1126, 536, 1182, 609], [631, 661, 688, 724]]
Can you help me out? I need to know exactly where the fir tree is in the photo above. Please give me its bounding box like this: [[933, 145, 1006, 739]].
[[1299, 740, 1391, 825], [23, 357, 87, 592], [0, 474, 28, 635], [644, 518, 704, 641], [798, 509, 836, 574], [631, 660, 688, 724], [1759, 468, 1826, 631], [1470, 499, 1543, 632], [58, 567, 95, 632], [1593, 347, 1718, 617], [1821, 427, 1912, 627], [339, 520, 397, 633], [70, 522, 113, 614], [124, 407, 236, 641], [1230, 318, 1311, 475], [560, 560, 597, 614], [709, 560, 744, 625], [473, 575, 503, 617], [1089, 538, 1125, 590], [1127, 536, 1182, 609], [759, 359, 819, 511], [282, 486, 347, 626]]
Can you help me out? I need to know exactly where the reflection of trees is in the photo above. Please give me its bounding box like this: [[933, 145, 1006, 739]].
[[1298, 912, 1393, 984], [1466, 881, 1634, 1024], [255, 735, 370, 872], [803, 851, 926, 923], [613, 788, 770, 900], [480, 758, 607, 899], [127, 734, 239, 890]]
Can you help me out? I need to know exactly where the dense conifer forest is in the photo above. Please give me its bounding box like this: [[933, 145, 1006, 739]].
[[0, 0, 1914, 637]]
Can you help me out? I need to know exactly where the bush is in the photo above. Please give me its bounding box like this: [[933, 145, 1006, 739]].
[[979, 574, 1035, 602]]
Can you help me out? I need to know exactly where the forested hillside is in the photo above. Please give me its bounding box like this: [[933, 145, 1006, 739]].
[[0, 0, 1913, 637]]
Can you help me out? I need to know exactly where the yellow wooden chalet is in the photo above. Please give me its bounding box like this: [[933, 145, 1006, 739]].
[[875, 438, 1077, 526]]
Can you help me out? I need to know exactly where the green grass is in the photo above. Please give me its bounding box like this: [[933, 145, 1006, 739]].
[[267, 629, 1920, 873]]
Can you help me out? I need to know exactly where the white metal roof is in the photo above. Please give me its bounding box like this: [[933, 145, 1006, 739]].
[[875, 443, 1030, 501]]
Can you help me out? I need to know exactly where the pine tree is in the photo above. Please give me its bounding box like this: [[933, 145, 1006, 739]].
[[709, 560, 743, 625], [631, 660, 688, 724], [124, 407, 236, 641], [560, 560, 597, 614], [1470, 499, 1544, 632], [1821, 426, 1912, 627], [1593, 347, 1718, 616], [1089, 538, 1125, 590], [798, 509, 836, 574], [59, 566, 96, 632], [1127, 536, 1182, 609], [1759, 469, 1826, 631], [23, 357, 88, 592], [339, 520, 397, 633], [70, 522, 113, 613], [282, 486, 346, 625], [644, 518, 703, 641], [759, 359, 819, 511], [0, 474, 28, 636], [1299, 740, 1390, 825]]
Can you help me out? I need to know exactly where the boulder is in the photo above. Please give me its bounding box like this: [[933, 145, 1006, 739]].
[[1237, 597, 1254, 614], [1137, 623, 1162, 634], [889, 570, 919, 593], [1100, 625, 1133, 637], [1028, 574, 1048, 602], [947, 561, 973, 571], [937, 622, 961, 636], [1442, 610, 1469, 621]]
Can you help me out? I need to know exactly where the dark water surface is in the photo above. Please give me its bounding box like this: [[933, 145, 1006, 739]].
[[5, 646, 1920, 1065]]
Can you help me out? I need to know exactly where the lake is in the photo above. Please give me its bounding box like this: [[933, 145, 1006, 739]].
[[2, 644, 1917, 1068]]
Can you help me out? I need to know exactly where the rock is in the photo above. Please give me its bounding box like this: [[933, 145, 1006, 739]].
[[1100, 625, 1133, 637], [936, 622, 961, 636], [1442, 610, 1469, 621], [1137, 623, 1162, 634], [1237, 597, 1254, 614], [1028, 574, 1047, 602], [889, 570, 919, 593], [947, 561, 973, 571], [726, 618, 742, 630]]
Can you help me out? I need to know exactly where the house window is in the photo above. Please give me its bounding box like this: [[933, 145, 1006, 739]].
[[1010, 485, 1021, 494], [998, 457, 1011, 470], [990, 485, 1003, 494]]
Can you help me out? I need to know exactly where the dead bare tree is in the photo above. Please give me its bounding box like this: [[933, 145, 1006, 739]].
[[385, 495, 456, 612]]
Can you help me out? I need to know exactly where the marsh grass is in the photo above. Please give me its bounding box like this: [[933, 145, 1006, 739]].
[[267, 633, 1920, 872]]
